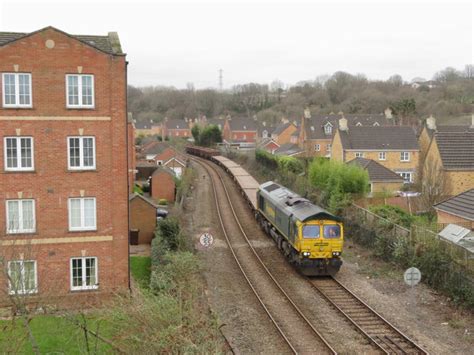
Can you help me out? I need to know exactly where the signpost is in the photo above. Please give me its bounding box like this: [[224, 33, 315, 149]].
[[404, 267, 421, 307], [199, 232, 214, 248]]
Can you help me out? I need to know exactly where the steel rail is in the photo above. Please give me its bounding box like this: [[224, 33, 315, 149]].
[[193, 155, 337, 355], [309, 277, 428, 355]]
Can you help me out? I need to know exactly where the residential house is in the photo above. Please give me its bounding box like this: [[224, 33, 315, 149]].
[[258, 138, 280, 154], [162, 118, 192, 139], [411, 80, 438, 89], [271, 122, 298, 145], [141, 141, 170, 160], [134, 120, 162, 137], [150, 167, 176, 203], [331, 118, 420, 183], [129, 194, 159, 244], [298, 109, 393, 158], [0, 27, 129, 305], [136, 160, 158, 181], [163, 157, 186, 178], [222, 117, 258, 143], [422, 128, 474, 196], [346, 158, 404, 195], [434, 189, 474, 230], [258, 121, 276, 140]]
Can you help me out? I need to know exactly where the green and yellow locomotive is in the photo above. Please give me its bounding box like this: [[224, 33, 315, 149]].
[[256, 181, 343, 276]]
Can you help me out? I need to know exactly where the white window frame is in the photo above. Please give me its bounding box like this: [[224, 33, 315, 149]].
[[65, 74, 95, 108], [378, 152, 386, 161], [314, 144, 320, 151], [400, 151, 410, 162], [70, 257, 98, 291], [398, 172, 413, 183], [67, 136, 96, 170], [6, 199, 36, 234], [8, 260, 38, 295], [68, 197, 97, 231], [4, 137, 34, 171], [2, 73, 32, 108], [324, 123, 332, 135], [355, 152, 364, 158]]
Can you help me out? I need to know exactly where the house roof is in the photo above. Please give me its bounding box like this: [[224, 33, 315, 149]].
[[0, 26, 123, 55], [152, 166, 177, 177], [435, 132, 474, 170], [129, 193, 159, 208], [206, 118, 225, 128], [438, 224, 474, 254], [426, 124, 474, 139], [346, 158, 404, 182], [274, 143, 304, 157], [338, 126, 419, 150], [228, 118, 258, 131], [164, 119, 190, 130], [304, 113, 392, 140], [135, 121, 153, 130], [434, 188, 474, 221], [142, 142, 170, 155], [272, 122, 293, 136]]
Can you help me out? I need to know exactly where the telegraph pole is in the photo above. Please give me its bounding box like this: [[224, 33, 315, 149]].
[[218, 69, 223, 91]]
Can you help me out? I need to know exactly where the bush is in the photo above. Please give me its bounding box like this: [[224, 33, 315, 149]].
[[368, 205, 414, 228], [277, 156, 304, 174], [158, 199, 168, 205], [255, 149, 278, 170]]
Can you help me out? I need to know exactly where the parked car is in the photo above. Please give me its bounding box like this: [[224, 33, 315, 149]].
[[157, 208, 169, 221]]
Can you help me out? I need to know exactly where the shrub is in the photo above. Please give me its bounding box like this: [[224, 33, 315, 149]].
[[368, 205, 414, 228], [255, 149, 278, 170], [158, 199, 168, 205], [278, 156, 304, 174]]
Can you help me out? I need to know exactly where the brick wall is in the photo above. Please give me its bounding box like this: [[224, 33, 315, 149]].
[[0, 27, 129, 305], [436, 210, 473, 230], [150, 170, 175, 202], [130, 197, 156, 244]]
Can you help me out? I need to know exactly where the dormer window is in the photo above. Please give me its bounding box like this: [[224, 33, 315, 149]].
[[262, 130, 268, 138], [356, 122, 362, 127], [324, 123, 333, 135], [373, 122, 380, 127]]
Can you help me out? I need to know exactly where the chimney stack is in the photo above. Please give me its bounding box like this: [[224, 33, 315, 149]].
[[339, 117, 348, 131], [304, 108, 311, 119], [426, 115, 436, 130]]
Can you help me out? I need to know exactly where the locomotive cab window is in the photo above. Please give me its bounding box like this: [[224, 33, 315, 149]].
[[324, 224, 341, 238], [302, 225, 320, 239]]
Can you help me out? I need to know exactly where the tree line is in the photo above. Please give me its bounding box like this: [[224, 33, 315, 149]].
[[128, 65, 474, 126]]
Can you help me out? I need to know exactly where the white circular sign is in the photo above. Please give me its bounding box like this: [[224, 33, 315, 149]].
[[404, 267, 421, 286], [199, 232, 214, 248]]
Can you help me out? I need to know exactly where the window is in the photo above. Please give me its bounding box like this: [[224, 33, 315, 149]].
[[303, 225, 320, 239], [2, 73, 32, 108], [66, 74, 94, 108], [323, 225, 341, 239], [378, 152, 386, 161], [68, 137, 96, 170], [6, 199, 35, 234], [399, 172, 413, 183], [314, 144, 320, 151], [70, 257, 98, 290], [326, 144, 331, 151], [324, 124, 332, 135], [355, 152, 364, 158], [4, 137, 34, 171], [68, 197, 96, 231], [8, 260, 37, 295], [400, 151, 410, 162]]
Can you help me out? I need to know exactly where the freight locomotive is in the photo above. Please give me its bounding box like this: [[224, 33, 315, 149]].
[[186, 145, 344, 276]]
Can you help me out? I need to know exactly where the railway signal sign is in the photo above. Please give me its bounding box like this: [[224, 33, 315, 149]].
[[199, 232, 214, 248], [404, 267, 421, 287]]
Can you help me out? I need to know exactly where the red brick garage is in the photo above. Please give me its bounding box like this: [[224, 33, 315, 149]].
[[129, 194, 159, 244], [150, 167, 176, 203]]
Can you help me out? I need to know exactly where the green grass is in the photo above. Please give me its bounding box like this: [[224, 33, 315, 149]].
[[0, 314, 115, 354], [130, 256, 151, 289]]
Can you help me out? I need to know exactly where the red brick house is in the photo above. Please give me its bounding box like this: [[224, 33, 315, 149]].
[[162, 118, 191, 139], [222, 117, 258, 143], [150, 167, 176, 203], [0, 27, 129, 306]]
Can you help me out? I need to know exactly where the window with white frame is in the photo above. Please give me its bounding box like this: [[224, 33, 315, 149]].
[[4, 137, 34, 171], [314, 144, 320, 151], [66, 74, 94, 108], [2, 73, 32, 108], [399, 172, 413, 183], [6, 199, 35, 234], [70, 257, 98, 290], [400, 151, 410, 162], [68, 137, 95, 170], [324, 123, 332, 135], [378, 152, 386, 161], [68, 197, 96, 231], [355, 152, 364, 158], [326, 144, 331, 151], [8, 260, 37, 295]]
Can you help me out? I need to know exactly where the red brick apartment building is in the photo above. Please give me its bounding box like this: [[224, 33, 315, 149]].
[[0, 27, 130, 306]]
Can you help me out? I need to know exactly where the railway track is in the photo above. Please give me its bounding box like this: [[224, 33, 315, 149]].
[[192, 155, 337, 355], [310, 277, 427, 355]]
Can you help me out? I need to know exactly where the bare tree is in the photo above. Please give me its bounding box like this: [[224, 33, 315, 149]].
[[420, 159, 448, 213]]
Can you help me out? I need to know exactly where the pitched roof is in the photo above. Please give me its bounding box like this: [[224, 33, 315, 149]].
[[434, 189, 474, 221], [129, 193, 159, 208], [435, 132, 474, 170], [304, 113, 392, 140], [274, 143, 304, 156], [228, 118, 257, 131], [272, 122, 293, 136], [338, 126, 419, 150], [0, 27, 123, 55], [426, 124, 474, 139], [164, 119, 190, 130], [142, 142, 170, 155], [346, 158, 404, 182], [135, 121, 153, 130]]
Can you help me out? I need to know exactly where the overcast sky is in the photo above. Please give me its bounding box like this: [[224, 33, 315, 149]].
[[0, 0, 472, 89]]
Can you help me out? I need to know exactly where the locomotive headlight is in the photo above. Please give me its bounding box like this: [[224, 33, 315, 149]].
[[332, 251, 341, 256], [302, 251, 311, 257]]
